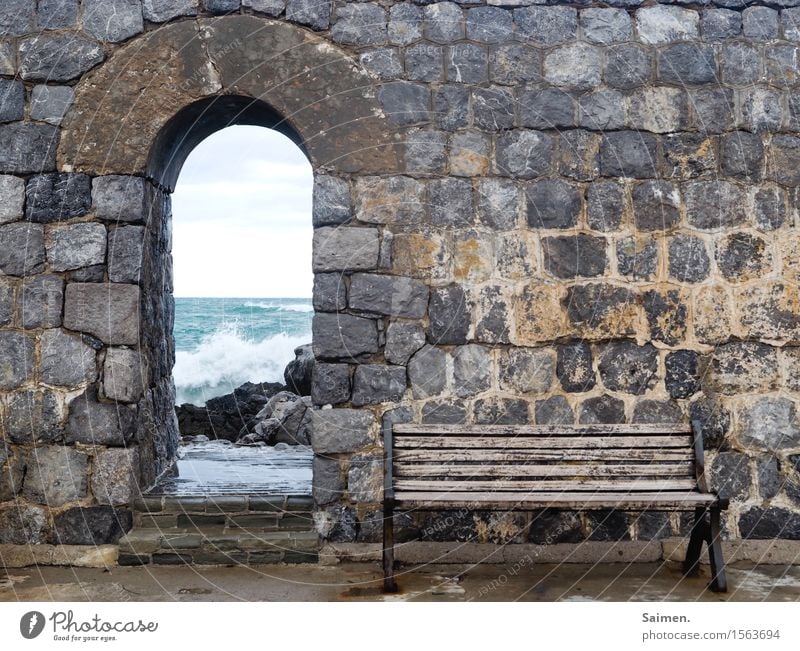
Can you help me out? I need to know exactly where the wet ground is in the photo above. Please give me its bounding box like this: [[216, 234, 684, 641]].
[[1, 562, 798, 602], [150, 441, 312, 496]]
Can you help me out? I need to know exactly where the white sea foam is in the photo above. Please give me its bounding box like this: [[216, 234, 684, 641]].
[[173, 323, 310, 405], [242, 301, 314, 313]]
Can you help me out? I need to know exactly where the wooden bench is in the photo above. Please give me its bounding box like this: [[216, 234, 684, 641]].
[[382, 421, 728, 593]]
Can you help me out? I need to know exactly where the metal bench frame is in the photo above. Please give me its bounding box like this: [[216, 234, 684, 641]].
[[382, 420, 728, 593]]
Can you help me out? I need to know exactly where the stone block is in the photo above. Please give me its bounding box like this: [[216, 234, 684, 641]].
[[489, 43, 541, 85], [312, 226, 380, 272], [518, 88, 576, 129], [767, 135, 800, 186], [579, 394, 625, 425], [0, 175, 24, 224], [312, 312, 378, 360], [19, 274, 63, 329], [514, 284, 565, 345], [709, 342, 778, 394], [544, 43, 602, 90], [628, 87, 688, 134], [4, 389, 63, 444], [63, 283, 140, 345], [433, 84, 469, 132], [702, 8, 740, 40], [658, 43, 716, 85], [449, 130, 490, 177], [0, 223, 45, 276], [354, 176, 424, 225], [0, 332, 34, 390], [423, 2, 464, 43], [525, 179, 581, 229], [30, 85, 74, 124], [495, 130, 552, 178], [103, 347, 145, 402], [51, 506, 133, 545], [514, 6, 577, 45], [474, 284, 511, 344], [587, 181, 623, 231], [405, 43, 444, 83], [643, 287, 687, 345], [385, 322, 425, 366], [534, 396, 574, 425], [408, 344, 448, 398], [65, 389, 137, 446], [556, 129, 600, 182], [738, 397, 800, 451], [283, 0, 328, 29], [475, 178, 520, 230], [564, 283, 640, 340], [312, 455, 343, 505], [632, 399, 682, 425], [347, 456, 382, 502], [24, 446, 88, 506], [446, 42, 488, 83], [108, 225, 144, 283], [92, 175, 146, 222], [736, 281, 800, 341], [26, 173, 91, 223], [452, 344, 491, 398], [616, 236, 658, 281], [91, 447, 140, 505], [311, 363, 351, 406], [428, 284, 469, 345], [46, 222, 106, 271], [719, 42, 761, 86], [404, 129, 447, 173], [474, 397, 529, 425], [740, 507, 800, 540], [711, 451, 751, 502], [580, 8, 632, 45], [0, 504, 48, 544], [378, 81, 430, 126], [466, 6, 512, 43], [635, 5, 699, 45], [203, 0, 239, 14], [661, 133, 717, 180], [19, 35, 104, 82], [472, 87, 514, 131], [578, 89, 625, 131], [557, 341, 594, 393], [542, 234, 607, 279], [0, 277, 14, 326], [529, 509, 582, 544], [665, 350, 700, 399], [41, 328, 97, 387], [331, 3, 387, 46], [499, 347, 555, 394], [604, 43, 651, 89], [599, 131, 658, 178], [693, 284, 734, 344], [351, 364, 406, 406], [312, 273, 346, 313], [388, 3, 421, 45], [0, 80, 24, 123], [360, 47, 402, 80], [0, 123, 58, 174], [741, 86, 783, 133], [143, 0, 198, 22], [668, 234, 710, 283], [597, 342, 658, 395], [743, 6, 778, 40], [310, 409, 374, 454], [82, 0, 144, 42], [717, 232, 771, 282], [421, 399, 467, 424]]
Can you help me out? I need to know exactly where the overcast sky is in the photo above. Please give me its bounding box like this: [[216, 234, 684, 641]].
[[171, 125, 314, 298]]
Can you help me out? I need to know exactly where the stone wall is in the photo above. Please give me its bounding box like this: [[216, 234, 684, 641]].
[[2, 0, 800, 551]]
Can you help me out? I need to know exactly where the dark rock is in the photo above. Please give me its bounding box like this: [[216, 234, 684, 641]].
[[0, 123, 58, 174], [665, 350, 700, 399], [518, 88, 576, 129], [739, 507, 800, 540], [514, 5, 577, 45], [421, 399, 468, 424], [526, 179, 581, 229], [661, 133, 717, 180], [311, 363, 351, 406], [408, 345, 447, 398], [738, 397, 800, 451], [557, 341, 595, 393], [617, 236, 658, 280], [0, 331, 35, 390], [312, 312, 379, 360], [51, 506, 133, 545], [284, 344, 314, 396], [428, 284, 469, 345], [495, 130, 552, 178], [475, 285, 510, 344], [753, 186, 786, 231], [240, 391, 311, 446], [597, 342, 658, 395], [385, 322, 425, 365], [285, 0, 330, 31], [564, 283, 638, 337], [378, 81, 430, 126], [528, 510, 583, 544], [709, 342, 778, 394], [434, 84, 469, 131], [604, 44, 651, 89], [65, 389, 137, 446], [689, 398, 731, 450], [668, 234, 710, 282], [446, 43, 488, 84], [643, 288, 687, 345], [473, 86, 515, 131], [4, 389, 63, 443], [542, 234, 607, 279], [429, 178, 473, 227], [25, 172, 91, 223], [637, 512, 671, 540], [489, 43, 541, 85], [658, 43, 716, 84], [0, 504, 48, 544], [632, 400, 682, 424], [351, 364, 406, 406], [600, 131, 659, 178], [757, 457, 780, 500], [0, 446, 24, 501], [587, 181, 623, 231], [474, 398, 529, 425], [23, 446, 88, 506], [21, 275, 63, 329], [312, 273, 347, 312], [720, 42, 761, 85], [324, 505, 358, 542], [0, 80, 24, 123], [717, 233, 770, 281], [685, 180, 747, 229], [313, 455, 343, 506], [711, 452, 751, 501], [702, 8, 741, 40], [349, 273, 429, 318], [405, 43, 443, 82], [586, 511, 630, 541], [579, 395, 625, 424], [311, 409, 374, 454], [19, 35, 104, 82], [452, 344, 491, 397], [632, 181, 680, 231], [535, 396, 574, 425], [720, 131, 763, 181]]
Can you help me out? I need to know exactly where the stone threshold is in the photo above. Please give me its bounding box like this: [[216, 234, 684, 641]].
[[320, 539, 800, 567]]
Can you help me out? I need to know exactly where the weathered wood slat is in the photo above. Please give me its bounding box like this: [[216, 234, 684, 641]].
[[394, 436, 691, 450], [393, 463, 694, 478], [393, 424, 692, 436], [393, 449, 694, 463], [393, 491, 718, 509], [394, 479, 698, 492]]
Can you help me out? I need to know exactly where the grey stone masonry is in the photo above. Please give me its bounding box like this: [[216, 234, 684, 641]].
[[63, 283, 140, 345]]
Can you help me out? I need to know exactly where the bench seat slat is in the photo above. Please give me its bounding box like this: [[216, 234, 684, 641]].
[[393, 424, 692, 436], [393, 463, 694, 478], [394, 436, 691, 450], [394, 449, 694, 462], [394, 478, 698, 492], [393, 491, 718, 510]]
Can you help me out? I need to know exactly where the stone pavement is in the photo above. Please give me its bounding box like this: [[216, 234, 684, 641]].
[[1, 562, 798, 602]]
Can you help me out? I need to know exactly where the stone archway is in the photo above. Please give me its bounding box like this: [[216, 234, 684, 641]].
[[50, 15, 402, 532]]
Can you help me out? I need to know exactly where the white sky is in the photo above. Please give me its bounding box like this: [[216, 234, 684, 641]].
[[172, 125, 314, 298]]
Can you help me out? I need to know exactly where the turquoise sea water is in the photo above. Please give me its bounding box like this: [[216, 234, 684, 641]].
[[173, 297, 313, 406]]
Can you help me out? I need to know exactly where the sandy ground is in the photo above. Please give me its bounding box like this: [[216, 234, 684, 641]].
[[1, 561, 798, 602]]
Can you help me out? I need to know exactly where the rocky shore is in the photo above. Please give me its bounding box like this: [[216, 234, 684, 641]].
[[175, 344, 316, 447]]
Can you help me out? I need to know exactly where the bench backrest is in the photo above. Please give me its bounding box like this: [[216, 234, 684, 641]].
[[385, 423, 706, 496]]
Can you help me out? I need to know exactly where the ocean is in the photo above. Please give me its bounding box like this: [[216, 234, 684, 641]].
[[173, 297, 313, 406]]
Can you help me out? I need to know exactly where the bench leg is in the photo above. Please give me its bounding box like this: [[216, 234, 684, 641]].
[[707, 506, 728, 593], [683, 507, 707, 577], [382, 501, 398, 593]]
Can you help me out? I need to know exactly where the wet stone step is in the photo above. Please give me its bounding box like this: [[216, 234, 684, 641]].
[[133, 494, 314, 514]]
